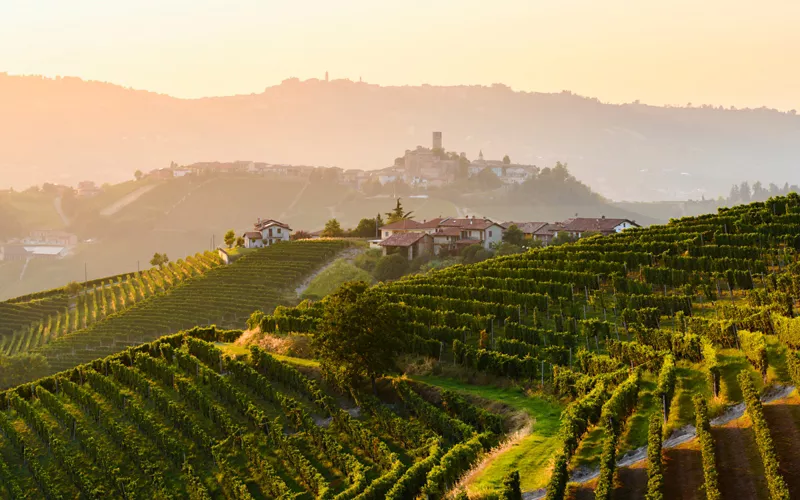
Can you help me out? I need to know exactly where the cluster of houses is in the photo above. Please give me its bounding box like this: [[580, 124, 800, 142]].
[[0, 230, 79, 261], [148, 130, 536, 193], [232, 214, 638, 260], [374, 216, 639, 260]]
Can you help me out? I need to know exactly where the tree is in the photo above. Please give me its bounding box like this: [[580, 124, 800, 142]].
[[235, 236, 245, 247], [502, 224, 525, 246], [134, 170, 143, 181], [494, 242, 523, 256], [313, 281, 406, 393], [503, 155, 511, 165], [550, 232, 576, 246], [322, 219, 345, 237], [150, 252, 170, 268], [385, 198, 414, 224], [349, 215, 384, 238], [373, 253, 409, 282], [65, 281, 83, 296], [224, 229, 236, 248], [292, 230, 313, 240], [501, 471, 522, 500]]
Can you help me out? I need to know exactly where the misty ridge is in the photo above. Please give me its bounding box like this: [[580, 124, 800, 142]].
[[2, 73, 799, 202]]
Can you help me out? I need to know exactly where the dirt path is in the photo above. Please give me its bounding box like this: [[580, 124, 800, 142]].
[[762, 397, 800, 497], [612, 462, 648, 499], [100, 184, 157, 216], [711, 419, 769, 500], [524, 384, 796, 499], [53, 196, 69, 226], [294, 247, 365, 296], [662, 441, 704, 500], [278, 179, 310, 221]]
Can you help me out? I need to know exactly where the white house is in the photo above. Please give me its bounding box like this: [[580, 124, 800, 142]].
[[560, 217, 640, 238], [242, 218, 293, 248], [377, 216, 504, 254]]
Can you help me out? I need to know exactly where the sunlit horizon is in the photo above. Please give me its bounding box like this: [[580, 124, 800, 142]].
[[3, 0, 800, 110]]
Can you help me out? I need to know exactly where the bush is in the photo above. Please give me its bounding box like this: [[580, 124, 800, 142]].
[[354, 249, 383, 273], [410, 254, 432, 273], [373, 253, 410, 282]]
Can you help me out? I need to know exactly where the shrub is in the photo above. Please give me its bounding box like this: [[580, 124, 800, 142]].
[[373, 253, 410, 282]]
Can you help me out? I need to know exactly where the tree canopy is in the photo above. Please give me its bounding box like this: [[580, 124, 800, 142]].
[[224, 229, 236, 248], [150, 252, 170, 267], [373, 253, 409, 281], [313, 281, 406, 392], [321, 219, 345, 237], [385, 198, 414, 224], [502, 224, 525, 246]]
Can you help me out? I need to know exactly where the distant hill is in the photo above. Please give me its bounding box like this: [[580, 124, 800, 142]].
[[2, 74, 800, 200]]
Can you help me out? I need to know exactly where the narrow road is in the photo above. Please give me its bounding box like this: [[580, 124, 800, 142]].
[[100, 184, 157, 216], [294, 247, 366, 296], [278, 179, 311, 221], [53, 196, 70, 226]]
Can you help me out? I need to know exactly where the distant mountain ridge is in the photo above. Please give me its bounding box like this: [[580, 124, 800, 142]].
[[2, 73, 799, 201]]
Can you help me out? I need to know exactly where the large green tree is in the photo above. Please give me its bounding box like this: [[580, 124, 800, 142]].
[[224, 229, 236, 248], [502, 224, 525, 246], [313, 281, 405, 392], [373, 253, 409, 281], [322, 219, 345, 237]]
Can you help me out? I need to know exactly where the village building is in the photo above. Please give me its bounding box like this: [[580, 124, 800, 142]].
[[378, 232, 434, 260], [501, 221, 549, 241], [378, 216, 504, 255], [560, 217, 639, 238], [242, 219, 293, 248]]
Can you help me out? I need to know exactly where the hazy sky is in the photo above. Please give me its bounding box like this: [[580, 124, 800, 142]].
[[2, 0, 800, 109]]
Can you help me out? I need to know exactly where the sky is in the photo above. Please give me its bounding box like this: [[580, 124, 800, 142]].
[[2, 0, 800, 110]]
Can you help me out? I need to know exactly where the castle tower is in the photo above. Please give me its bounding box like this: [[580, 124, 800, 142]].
[[432, 131, 442, 151]]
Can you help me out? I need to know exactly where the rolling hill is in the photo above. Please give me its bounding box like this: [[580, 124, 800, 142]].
[[4, 195, 800, 498], [2, 73, 800, 201]]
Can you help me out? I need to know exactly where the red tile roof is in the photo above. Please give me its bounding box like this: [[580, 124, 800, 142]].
[[560, 218, 637, 233], [432, 227, 462, 237], [502, 221, 549, 234], [379, 232, 430, 247], [243, 232, 262, 239], [380, 219, 423, 230], [254, 219, 291, 231], [437, 217, 498, 230]]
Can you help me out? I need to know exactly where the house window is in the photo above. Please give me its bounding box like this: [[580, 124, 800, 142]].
[[277, 228, 281, 234], [488, 230, 493, 237]]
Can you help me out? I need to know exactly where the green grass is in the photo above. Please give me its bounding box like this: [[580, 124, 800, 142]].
[[620, 376, 658, 452], [411, 375, 563, 493], [300, 259, 372, 300]]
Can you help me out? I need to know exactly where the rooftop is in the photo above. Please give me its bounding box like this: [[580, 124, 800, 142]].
[[379, 232, 430, 247], [560, 217, 638, 233]]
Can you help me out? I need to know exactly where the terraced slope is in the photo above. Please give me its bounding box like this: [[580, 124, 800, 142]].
[[259, 194, 800, 498], [0, 326, 503, 499], [0, 251, 222, 357]]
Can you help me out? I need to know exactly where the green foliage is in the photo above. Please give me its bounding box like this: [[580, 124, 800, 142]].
[[738, 329, 769, 381], [314, 281, 407, 390], [373, 253, 410, 282], [738, 371, 791, 499], [301, 259, 373, 300], [645, 413, 664, 500], [502, 224, 525, 246], [694, 395, 721, 500], [353, 248, 383, 273], [224, 229, 236, 248], [149, 252, 170, 267], [322, 218, 345, 237], [385, 198, 414, 224], [654, 355, 676, 422]]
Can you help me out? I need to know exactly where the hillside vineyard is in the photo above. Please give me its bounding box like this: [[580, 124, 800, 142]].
[[0, 240, 349, 386], [3, 196, 800, 497]]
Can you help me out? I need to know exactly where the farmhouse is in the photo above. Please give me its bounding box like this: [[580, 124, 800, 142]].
[[560, 217, 639, 238], [378, 216, 504, 255], [242, 219, 293, 248], [378, 232, 433, 260]]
